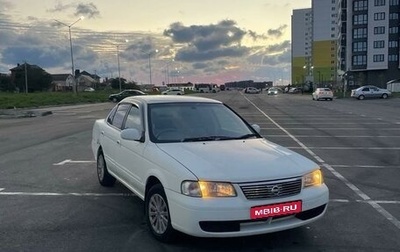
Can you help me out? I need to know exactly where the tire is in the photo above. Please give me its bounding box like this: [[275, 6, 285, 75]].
[[382, 93, 388, 99], [97, 151, 116, 187], [358, 95, 365, 100], [145, 184, 176, 242]]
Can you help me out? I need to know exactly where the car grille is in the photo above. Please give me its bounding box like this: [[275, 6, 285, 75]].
[[239, 178, 302, 200]]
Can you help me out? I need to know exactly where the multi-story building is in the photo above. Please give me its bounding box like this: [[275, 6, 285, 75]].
[[292, 1, 339, 91], [312, 0, 339, 89], [291, 8, 313, 89], [293, 0, 400, 91], [341, 0, 400, 89]]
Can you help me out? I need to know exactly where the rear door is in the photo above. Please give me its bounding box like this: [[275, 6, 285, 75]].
[[102, 103, 131, 176]]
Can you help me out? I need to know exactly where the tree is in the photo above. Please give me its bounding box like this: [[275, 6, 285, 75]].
[[14, 65, 52, 92], [0, 75, 14, 92]]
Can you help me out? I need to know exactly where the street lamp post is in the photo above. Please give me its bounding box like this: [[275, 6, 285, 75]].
[[144, 49, 158, 84], [117, 45, 121, 92], [115, 40, 128, 92], [55, 17, 84, 94]]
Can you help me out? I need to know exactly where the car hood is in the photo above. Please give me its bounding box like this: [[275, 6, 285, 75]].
[[156, 139, 317, 182]]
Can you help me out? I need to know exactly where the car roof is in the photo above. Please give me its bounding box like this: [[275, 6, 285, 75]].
[[121, 95, 222, 105]]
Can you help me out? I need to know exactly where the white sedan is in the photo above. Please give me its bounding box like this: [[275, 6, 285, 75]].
[[312, 88, 333, 101], [91, 95, 329, 242], [161, 88, 184, 95], [244, 87, 261, 94]]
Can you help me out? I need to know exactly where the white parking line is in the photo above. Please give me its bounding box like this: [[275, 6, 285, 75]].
[[0, 191, 135, 197], [53, 160, 95, 166], [287, 147, 400, 150], [266, 135, 400, 138], [332, 165, 398, 169], [244, 96, 400, 230], [1, 191, 399, 206], [261, 127, 400, 130]]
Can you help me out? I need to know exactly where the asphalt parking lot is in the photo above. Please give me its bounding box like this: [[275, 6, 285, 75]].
[[0, 92, 399, 251]]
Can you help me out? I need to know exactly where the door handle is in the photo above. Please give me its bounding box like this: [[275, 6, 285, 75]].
[[117, 140, 121, 145]]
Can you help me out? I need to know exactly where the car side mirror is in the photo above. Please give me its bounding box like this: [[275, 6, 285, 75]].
[[121, 128, 142, 141], [251, 124, 261, 134]]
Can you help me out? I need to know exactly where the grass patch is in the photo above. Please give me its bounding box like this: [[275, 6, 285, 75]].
[[0, 91, 115, 109], [0, 89, 195, 109]]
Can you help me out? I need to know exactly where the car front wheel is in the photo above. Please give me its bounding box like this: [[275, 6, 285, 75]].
[[97, 151, 116, 187], [382, 93, 388, 99], [358, 95, 365, 100], [146, 184, 176, 242]]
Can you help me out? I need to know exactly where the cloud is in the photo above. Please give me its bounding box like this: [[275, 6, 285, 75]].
[[75, 3, 100, 19], [47, 2, 100, 19], [265, 40, 291, 54], [163, 20, 249, 62], [267, 24, 288, 38]]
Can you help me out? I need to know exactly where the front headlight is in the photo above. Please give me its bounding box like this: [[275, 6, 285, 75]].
[[181, 181, 237, 198], [303, 169, 324, 188]]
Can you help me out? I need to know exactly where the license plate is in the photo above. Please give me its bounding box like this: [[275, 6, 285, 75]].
[[250, 201, 302, 219]]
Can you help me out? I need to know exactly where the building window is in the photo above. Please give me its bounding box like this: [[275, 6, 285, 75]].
[[374, 26, 386, 34], [373, 54, 385, 62], [389, 26, 399, 33], [353, 28, 367, 38], [354, 0, 368, 11], [374, 0, 386, 5], [354, 14, 368, 24], [388, 54, 398, 61], [389, 40, 399, 47], [373, 40, 385, 48], [389, 0, 399, 5], [389, 13, 399, 19], [353, 55, 367, 65], [374, 12, 386, 20], [353, 41, 367, 52]]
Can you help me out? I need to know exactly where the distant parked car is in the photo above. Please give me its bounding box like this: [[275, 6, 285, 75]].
[[162, 88, 184, 95], [350, 85, 391, 100], [109, 89, 146, 102], [244, 87, 260, 94], [288, 87, 302, 94], [312, 88, 333, 101], [84, 87, 95, 92], [267, 87, 282, 95]]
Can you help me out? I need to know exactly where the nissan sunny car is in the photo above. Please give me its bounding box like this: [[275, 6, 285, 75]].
[[91, 95, 329, 242]]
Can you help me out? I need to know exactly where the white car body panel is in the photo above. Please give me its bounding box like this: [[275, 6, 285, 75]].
[[91, 95, 329, 238], [156, 139, 317, 182]]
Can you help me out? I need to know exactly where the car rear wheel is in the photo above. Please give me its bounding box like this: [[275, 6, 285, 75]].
[[358, 95, 365, 100], [97, 151, 116, 187], [146, 184, 176, 242], [382, 93, 388, 99]]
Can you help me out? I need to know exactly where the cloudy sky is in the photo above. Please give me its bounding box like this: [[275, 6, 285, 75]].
[[0, 0, 310, 85]]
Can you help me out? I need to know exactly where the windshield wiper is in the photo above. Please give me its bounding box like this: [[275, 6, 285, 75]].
[[235, 133, 258, 140], [182, 136, 235, 142]]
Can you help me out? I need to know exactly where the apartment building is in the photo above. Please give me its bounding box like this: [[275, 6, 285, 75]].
[[293, 0, 400, 90], [341, 0, 400, 88], [291, 8, 313, 89], [292, 0, 338, 90]]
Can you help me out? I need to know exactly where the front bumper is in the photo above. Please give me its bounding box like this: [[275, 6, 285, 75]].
[[166, 184, 329, 238]]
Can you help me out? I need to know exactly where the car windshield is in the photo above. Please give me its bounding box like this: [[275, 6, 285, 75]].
[[148, 102, 258, 143]]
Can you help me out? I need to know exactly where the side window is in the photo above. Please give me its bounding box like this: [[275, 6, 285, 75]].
[[111, 104, 131, 129], [107, 106, 117, 124], [124, 105, 142, 130], [362, 88, 370, 92]]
